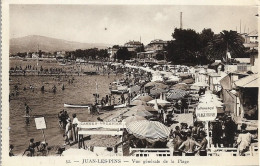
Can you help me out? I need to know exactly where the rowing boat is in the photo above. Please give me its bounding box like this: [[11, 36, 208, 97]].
[[64, 103, 90, 108]]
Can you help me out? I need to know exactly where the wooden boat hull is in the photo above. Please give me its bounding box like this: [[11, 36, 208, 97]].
[[64, 103, 90, 108]]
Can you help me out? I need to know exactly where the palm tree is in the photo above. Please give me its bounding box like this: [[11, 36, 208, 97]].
[[208, 30, 245, 62]]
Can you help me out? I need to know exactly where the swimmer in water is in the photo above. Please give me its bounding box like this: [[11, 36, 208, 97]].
[[25, 103, 32, 117]]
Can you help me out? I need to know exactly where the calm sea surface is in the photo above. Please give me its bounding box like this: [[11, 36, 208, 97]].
[[9, 59, 123, 154]]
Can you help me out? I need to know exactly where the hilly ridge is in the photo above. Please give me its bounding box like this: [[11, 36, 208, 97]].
[[10, 35, 111, 54]]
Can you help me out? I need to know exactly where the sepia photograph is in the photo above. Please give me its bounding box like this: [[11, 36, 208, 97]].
[[1, 1, 259, 165]]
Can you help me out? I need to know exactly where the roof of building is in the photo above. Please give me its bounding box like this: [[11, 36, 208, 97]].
[[248, 30, 258, 37], [234, 74, 259, 88], [149, 39, 168, 44], [233, 58, 250, 64], [124, 41, 142, 46]]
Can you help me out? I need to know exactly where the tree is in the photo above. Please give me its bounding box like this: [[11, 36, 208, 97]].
[[115, 47, 131, 63], [155, 53, 164, 60], [198, 28, 215, 64], [98, 49, 109, 59], [208, 30, 245, 62], [166, 28, 201, 65], [135, 44, 145, 53]]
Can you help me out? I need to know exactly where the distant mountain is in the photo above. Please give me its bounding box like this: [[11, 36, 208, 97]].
[[10, 35, 112, 54]]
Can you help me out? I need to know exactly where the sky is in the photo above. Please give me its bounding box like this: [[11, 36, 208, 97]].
[[10, 5, 258, 45]]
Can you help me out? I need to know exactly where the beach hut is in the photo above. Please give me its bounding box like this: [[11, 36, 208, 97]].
[[126, 120, 170, 143]]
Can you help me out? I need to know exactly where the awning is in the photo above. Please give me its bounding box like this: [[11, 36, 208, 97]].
[[126, 120, 170, 143], [234, 74, 259, 88]]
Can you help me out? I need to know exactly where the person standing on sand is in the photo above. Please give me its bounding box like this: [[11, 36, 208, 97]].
[[65, 118, 73, 145], [72, 114, 80, 142], [178, 132, 201, 156], [199, 131, 208, 156]]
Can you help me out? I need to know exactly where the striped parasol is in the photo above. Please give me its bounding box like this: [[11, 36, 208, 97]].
[[126, 120, 170, 143], [123, 115, 146, 125], [150, 88, 168, 97], [167, 89, 189, 100]]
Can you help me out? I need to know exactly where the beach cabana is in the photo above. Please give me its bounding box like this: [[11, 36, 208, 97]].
[[126, 120, 170, 143]]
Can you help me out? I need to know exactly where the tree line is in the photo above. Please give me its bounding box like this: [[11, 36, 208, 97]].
[[165, 28, 248, 65]]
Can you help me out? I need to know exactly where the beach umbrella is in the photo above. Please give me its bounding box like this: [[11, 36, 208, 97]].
[[150, 88, 168, 97], [130, 100, 147, 106], [179, 73, 191, 79], [136, 95, 153, 102], [129, 85, 140, 94], [181, 78, 194, 84], [126, 120, 170, 143], [167, 89, 189, 100], [165, 76, 180, 83], [148, 99, 171, 105], [123, 115, 146, 125], [144, 82, 167, 89], [192, 82, 209, 87], [170, 83, 190, 91], [62, 148, 97, 156], [123, 108, 153, 117], [131, 105, 157, 112]]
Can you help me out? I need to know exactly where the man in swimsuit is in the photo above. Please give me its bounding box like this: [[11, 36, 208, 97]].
[[178, 132, 201, 156]]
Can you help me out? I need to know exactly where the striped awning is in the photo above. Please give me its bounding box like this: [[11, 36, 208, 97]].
[[126, 120, 170, 143]]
